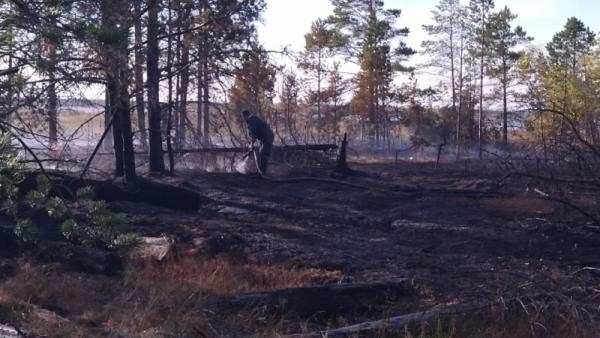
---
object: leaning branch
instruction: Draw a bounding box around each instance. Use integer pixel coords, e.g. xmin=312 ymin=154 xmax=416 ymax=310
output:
xmin=0 ymin=123 xmax=48 ymax=178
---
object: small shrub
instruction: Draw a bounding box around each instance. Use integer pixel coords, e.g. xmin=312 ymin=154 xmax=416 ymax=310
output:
xmin=0 ymin=133 xmax=138 ymax=251
xmin=63 ymin=190 xmax=140 ymax=250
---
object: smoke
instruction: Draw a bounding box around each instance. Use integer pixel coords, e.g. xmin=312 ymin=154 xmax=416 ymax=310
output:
xmin=234 ymin=156 xmax=256 ymax=174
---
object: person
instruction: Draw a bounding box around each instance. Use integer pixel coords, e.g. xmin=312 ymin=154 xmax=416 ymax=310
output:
xmin=242 ymin=109 xmax=274 ymax=175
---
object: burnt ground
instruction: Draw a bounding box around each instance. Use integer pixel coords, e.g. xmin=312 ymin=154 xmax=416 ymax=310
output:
xmin=1 ymin=161 xmax=600 ymax=337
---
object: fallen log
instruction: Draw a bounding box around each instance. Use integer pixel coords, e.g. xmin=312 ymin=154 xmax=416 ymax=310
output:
xmin=96 ymin=144 xmax=338 ymax=156
xmin=0 ymin=225 xmax=21 ymax=258
xmin=227 ymin=279 xmax=416 ymax=318
xmin=33 ymin=240 xmax=121 ymax=275
xmin=20 ymin=171 xmax=205 ymax=212
xmin=286 ymin=302 xmax=487 ymax=338
xmin=390 ymin=185 xmax=509 ymax=198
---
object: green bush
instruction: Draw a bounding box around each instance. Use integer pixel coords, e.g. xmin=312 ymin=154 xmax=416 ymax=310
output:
xmin=0 ymin=133 xmax=139 ymax=251
xmin=60 ymin=193 xmax=140 ymax=250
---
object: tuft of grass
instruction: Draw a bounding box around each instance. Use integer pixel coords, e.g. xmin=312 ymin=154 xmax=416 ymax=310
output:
xmin=129 ymin=254 xmax=343 ymax=295
xmin=479 ymin=196 xmax=556 ymax=216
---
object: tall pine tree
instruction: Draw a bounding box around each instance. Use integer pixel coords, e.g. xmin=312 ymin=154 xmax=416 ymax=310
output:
xmin=487 ymin=6 xmax=532 ymax=145
xmin=329 ymin=0 xmax=414 ymax=147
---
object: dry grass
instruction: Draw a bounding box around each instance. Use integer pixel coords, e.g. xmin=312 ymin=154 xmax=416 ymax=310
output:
xmin=58 ymin=110 xmax=104 ymax=133
xmin=479 ymin=195 xmax=556 ymax=216
xmin=0 ymin=254 xmax=342 ymax=337
xmin=1 ymin=256 xmax=598 ymax=337
xmin=2 ymin=259 xmax=118 ymax=316
xmin=0 ymin=261 xmax=90 ymax=337
xmin=290 ymin=299 xmax=600 ymax=338
xmin=130 ymin=254 xmax=343 ymax=295
xmin=105 ymin=255 xmax=342 ymax=337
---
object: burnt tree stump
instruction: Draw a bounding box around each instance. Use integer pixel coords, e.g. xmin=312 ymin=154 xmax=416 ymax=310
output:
xmin=333 ymin=133 xmax=354 ymax=177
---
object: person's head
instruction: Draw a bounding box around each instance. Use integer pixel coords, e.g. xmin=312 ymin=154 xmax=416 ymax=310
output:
xmin=241 ymin=109 xmax=253 ymax=121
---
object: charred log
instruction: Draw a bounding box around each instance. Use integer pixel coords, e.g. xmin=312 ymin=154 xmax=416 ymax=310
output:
xmin=286 ymin=302 xmax=487 ymax=338
xmin=227 ymin=279 xmax=416 ymax=318
xmin=96 ymin=144 xmax=338 ymax=156
xmin=32 ymin=240 xmax=121 ymax=275
xmin=0 ymin=225 xmax=21 ymax=258
xmin=19 ymin=172 xmax=205 ymax=212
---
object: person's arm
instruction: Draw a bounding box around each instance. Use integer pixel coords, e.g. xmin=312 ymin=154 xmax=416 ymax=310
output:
xmin=247 ymin=118 xmax=258 ymax=144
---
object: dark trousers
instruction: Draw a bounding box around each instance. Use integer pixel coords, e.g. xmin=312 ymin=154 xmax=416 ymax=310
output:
xmin=258 ymin=140 xmax=272 ymax=174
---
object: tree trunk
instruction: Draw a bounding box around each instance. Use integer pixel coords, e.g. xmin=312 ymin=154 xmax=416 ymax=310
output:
xmin=101 ymin=0 xmax=136 ymax=182
xmin=456 ymin=30 xmax=465 ymax=159
xmin=334 ymin=133 xmax=353 ymax=176
xmin=147 ymin=0 xmax=165 ymax=173
xmin=47 ymin=67 xmax=58 ymax=148
xmin=202 ymin=56 xmax=210 ymax=145
xmin=118 ymin=66 xmax=136 ymax=182
xmin=102 ymin=87 xmax=113 ymax=151
xmin=449 ymin=21 xmax=456 ymax=117
xmin=317 ymin=47 xmax=322 ymax=142
xmin=196 ymin=35 xmax=205 ymax=141
xmin=478 ymin=2 xmax=485 ymax=160
xmin=166 ymin=0 xmax=175 ymax=174
xmin=502 ymin=57 xmax=508 ymax=146
xmin=177 ymin=3 xmax=191 ymax=147
xmin=196 ymin=56 xmax=203 ymax=139
xmin=178 ymin=45 xmax=189 ymax=146
xmin=133 ymin=0 xmax=148 ymax=150
xmin=107 ymin=75 xmax=124 ymax=177
xmin=173 ymin=0 xmax=181 ymax=148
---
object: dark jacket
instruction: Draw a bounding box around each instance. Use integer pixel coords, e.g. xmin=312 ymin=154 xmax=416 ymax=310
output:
xmin=246 ymin=115 xmax=274 ymax=143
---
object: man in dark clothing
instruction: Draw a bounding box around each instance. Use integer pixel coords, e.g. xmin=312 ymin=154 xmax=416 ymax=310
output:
xmin=242 ymin=110 xmax=274 ymax=175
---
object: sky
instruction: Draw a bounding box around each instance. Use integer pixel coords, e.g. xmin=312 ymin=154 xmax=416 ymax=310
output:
xmin=257 ymin=0 xmax=600 ymax=86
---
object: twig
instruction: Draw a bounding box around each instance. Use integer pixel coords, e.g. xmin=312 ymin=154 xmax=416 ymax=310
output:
xmin=79 ymin=112 xmax=116 ymax=180
xmin=0 ymin=123 xmax=48 ymax=178
xmin=573 ymin=267 xmax=600 ymax=275
xmin=532 ymin=188 xmax=600 ymax=227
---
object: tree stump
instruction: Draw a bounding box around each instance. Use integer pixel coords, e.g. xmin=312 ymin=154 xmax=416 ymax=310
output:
xmin=333 ymin=133 xmax=353 ymax=176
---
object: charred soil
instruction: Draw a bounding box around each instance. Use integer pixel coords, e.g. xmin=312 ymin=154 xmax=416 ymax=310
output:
xmin=1 ymin=161 xmax=599 ymax=337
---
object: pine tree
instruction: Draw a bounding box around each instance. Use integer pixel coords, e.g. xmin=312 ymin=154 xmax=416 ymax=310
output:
xmin=147 ymin=0 xmax=165 ymax=173
xmin=487 ymin=6 xmax=532 ymax=146
xmin=298 ymin=19 xmax=345 ymax=141
xmin=422 ymin=0 xmax=469 ymax=155
xmin=229 ymin=47 xmax=277 ymax=125
xmin=193 ymin=0 xmax=266 ymax=145
xmin=467 ymin=0 xmax=494 ymax=158
xmin=329 ymin=0 xmax=414 ymax=147
xmin=132 ymin=0 xmax=148 ymax=150
xmin=324 ymin=62 xmax=348 ymax=144
xmin=546 ymin=17 xmax=596 ymax=116
xmin=547 ymin=17 xmax=596 ymax=75
xmin=279 ymin=70 xmax=301 ymax=144
xmin=100 ymin=0 xmax=136 ymax=182
xmin=422 ymin=0 xmax=463 ymax=115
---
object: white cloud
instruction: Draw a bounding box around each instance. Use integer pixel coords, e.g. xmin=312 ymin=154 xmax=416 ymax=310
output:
xmin=257 ymin=0 xmax=333 ymax=51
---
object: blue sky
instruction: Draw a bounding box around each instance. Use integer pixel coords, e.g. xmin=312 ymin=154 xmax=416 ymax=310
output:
xmin=257 ymin=0 xmax=599 ymax=91
xmin=258 ymin=0 xmax=600 ymax=55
